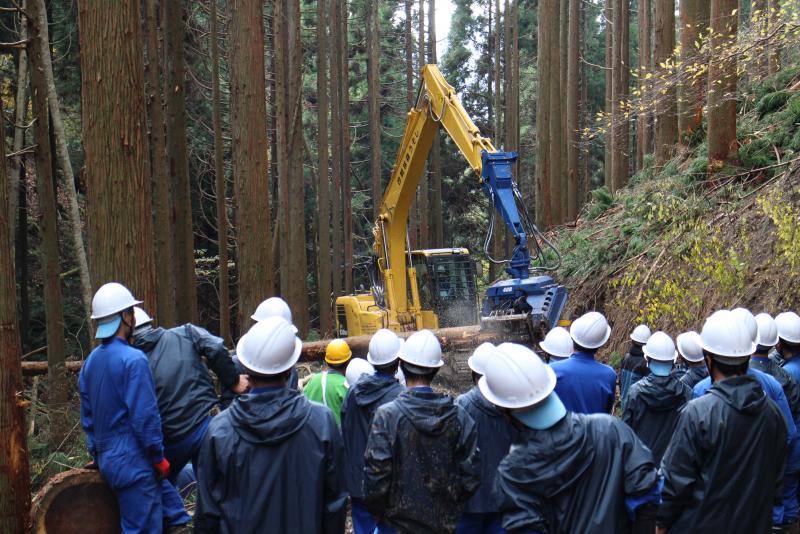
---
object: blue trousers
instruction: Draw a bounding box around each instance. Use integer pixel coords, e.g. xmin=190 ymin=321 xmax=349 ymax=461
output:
xmin=456 ymin=512 xmax=507 ymax=534
xmin=351 ymin=499 xmax=396 ymax=534
xmin=164 ymin=416 xmax=211 ymax=486
xmin=98 ymin=435 xmax=190 ymax=532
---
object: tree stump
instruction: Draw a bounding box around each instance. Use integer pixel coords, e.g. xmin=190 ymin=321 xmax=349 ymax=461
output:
xmin=31 ymin=469 xmax=120 ymax=534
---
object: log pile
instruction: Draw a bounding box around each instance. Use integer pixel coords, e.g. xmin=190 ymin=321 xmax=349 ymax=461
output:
xmin=21 ymin=325 xmax=523 ymax=376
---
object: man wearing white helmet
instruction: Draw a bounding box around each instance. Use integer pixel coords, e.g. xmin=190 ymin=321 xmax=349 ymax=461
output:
xmin=550 ymin=311 xmax=617 ymax=414
xmin=658 ymin=310 xmax=788 ymax=533
xmin=131 ymin=306 xmax=247 ymax=494
xmin=195 ymin=317 xmax=347 ymax=533
xmin=363 ymin=329 xmax=480 ymax=533
xmin=621 ymin=332 xmax=692 ymax=464
xmin=538 ymin=327 xmax=574 ymax=363
xmin=752 ymin=313 xmax=800 ymax=533
xmin=79 ymin=282 xmax=190 ymax=533
xmin=619 ymin=324 xmax=652 ymax=405
xmin=222 ymin=297 xmax=299 ymax=408
xmin=674 ymin=332 xmax=708 ymax=388
xmin=341 ymin=329 xmax=406 ymax=534
xmin=455 ymin=343 xmax=518 ymax=534
xmin=481 ymin=344 xmax=660 ymax=533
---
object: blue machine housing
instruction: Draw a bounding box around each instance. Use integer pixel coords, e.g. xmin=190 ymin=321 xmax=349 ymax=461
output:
xmin=479 ymin=151 xmax=568 ymax=334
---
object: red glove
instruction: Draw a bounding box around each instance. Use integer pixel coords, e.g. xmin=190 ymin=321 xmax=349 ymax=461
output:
xmin=153 ymin=458 xmax=171 ymax=479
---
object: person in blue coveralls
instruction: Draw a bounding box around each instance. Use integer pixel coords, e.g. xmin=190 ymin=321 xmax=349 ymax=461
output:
xmin=79 ymin=282 xmax=190 ymax=533
xmin=482 ymin=343 xmax=661 ymax=534
xmin=550 ymin=311 xmax=617 ymax=414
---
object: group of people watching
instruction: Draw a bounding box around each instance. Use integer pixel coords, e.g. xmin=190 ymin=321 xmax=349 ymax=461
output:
xmin=78 ymin=281 xmax=800 ymax=533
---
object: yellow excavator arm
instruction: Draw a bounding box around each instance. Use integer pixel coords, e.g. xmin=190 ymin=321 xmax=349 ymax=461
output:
xmin=372 ymin=64 xmax=496 ymax=331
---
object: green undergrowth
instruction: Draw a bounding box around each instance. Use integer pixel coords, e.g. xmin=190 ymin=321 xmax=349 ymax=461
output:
xmin=554 ymin=70 xmax=800 ymax=356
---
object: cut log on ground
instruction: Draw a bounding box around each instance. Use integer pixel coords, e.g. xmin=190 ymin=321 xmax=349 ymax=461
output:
xmin=31 ymin=469 xmax=120 ymax=533
xmin=21 ymin=325 xmax=527 ymax=376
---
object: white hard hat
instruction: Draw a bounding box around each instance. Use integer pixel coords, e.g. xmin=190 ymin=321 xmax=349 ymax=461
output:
xmin=236 ymin=316 xmax=302 ymax=376
xmin=731 ymin=308 xmax=758 ymax=343
xmin=630 ymin=324 xmax=652 ymax=344
xmin=252 ymin=297 xmax=292 ymax=323
xmin=643 ymin=331 xmax=677 ymax=362
xmin=345 ymin=358 xmax=375 ymax=387
xmin=398 ymin=329 xmax=444 ymax=369
xmin=776 ymin=312 xmax=800 ymax=344
xmin=478 ymin=343 xmax=557 ymax=409
xmin=755 ymin=313 xmax=779 ymax=347
xmin=569 ymin=311 xmax=611 ymax=349
xmin=133 ymin=306 xmax=153 ymax=328
xmin=91 ymin=282 xmax=142 ymax=320
xmin=467 ymin=342 xmax=495 ymax=375
xmin=700 ymin=310 xmax=755 ymax=362
xmin=539 ymin=327 xmax=574 ymax=359
xmin=367 ymin=329 xmax=402 ymax=366
xmin=676 ymin=331 xmax=704 ymax=362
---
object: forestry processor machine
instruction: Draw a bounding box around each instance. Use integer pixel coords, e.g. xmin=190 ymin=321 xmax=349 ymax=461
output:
xmin=334 ymin=64 xmax=567 ymax=343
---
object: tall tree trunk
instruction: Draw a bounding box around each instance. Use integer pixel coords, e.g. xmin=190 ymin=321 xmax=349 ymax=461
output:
xmin=29 ymin=0 xmax=95 ymax=340
xmin=29 ymin=0 xmax=68 ymax=446
xmin=78 ymin=0 xmax=157 ymax=309
xmin=636 ymin=0 xmax=651 ymax=169
xmin=340 ymin=0 xmax=353 ymax=294
xmin=604 ymin=0 xmax=613 ymax=188
xmin=210 ymin=0 xmax=230 ymax=344
xmin=417 ymin=0 xmax=429 ymax=248
xmin=654 ymin=0 xmax=677 ymax=167
xmin=490 ymin=0 xmax=503 ymax=276
xmin=163 ymin=0 xmax=197 ymax=324
xmin=144 ymin=0 xmax=176 ymax=328
xmin=227 ymin=0 xmax=272 ymax=332
xmin=317 ymin=0 xmax=333 ymax=336
xmin=330 ymin=0 xmax=343 ymax=298
xmin=275 ymin=0 xmax=310 ymax=335
xmin=405 ymin=0 xmax=418 ymax=248
xmin=559 ymin=0 xmax=568 ymax=217
xmin=707 ymin=0 xmax=738 ymax=167
xmin=368 ymin=0 xmax=382 ymax=220
xmin=9 ymin=4 xmax=28 ymax=246
xmin=611 ymin=0 xmax=629 ymax=191
xmin=429 ymin=0 xmax=444 ymax=245
xmin=566 ymin=0 xmax=580 ymax=219
xmin=537 ymin=0 xmax=553 ymax=227
xmin=549 ymin=0 xmax=563 ymax=223
xmin=767 ymin=0 xmax=781 ymax=74
xmin=678 ymin=0 xmax=709 ymax=143
xmin=0 ymin=96 xmax=31 ymax=534
xmin=15 ymin=165 xmax=29 ymax=349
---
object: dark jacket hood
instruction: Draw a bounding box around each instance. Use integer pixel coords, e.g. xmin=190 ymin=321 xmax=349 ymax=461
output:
xmin=628 ymin=343 xmax=644 ymax=357
xmin=463 ymin=387 xmax=502 ymax=417
xmin=395 ymin=390 xmax=458 ymax=435
xmin=229 ymin=388 xmax=310 ymax=445
xmin=637 ymin=375 xmax=691 ymax=411
xmin=711 ymin=375 xmax=768 ymax=415
xmin=133 ymin=326 xmax=167 ymax=353
xmin=354 ymin=374 xmax=403 ymax=408
xmin=510 ymin=413 xmax=594 ymax=498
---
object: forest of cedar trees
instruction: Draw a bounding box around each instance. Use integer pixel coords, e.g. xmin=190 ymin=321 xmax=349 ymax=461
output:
xmin=1 ymin=0 xmax=800 ymax=527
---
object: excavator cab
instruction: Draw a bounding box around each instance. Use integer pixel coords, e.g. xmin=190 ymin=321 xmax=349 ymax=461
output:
xmin=411 ymin=249 xmax=479 ymax=329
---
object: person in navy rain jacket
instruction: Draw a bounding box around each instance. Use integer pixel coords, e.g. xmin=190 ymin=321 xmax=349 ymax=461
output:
xmin=79 ymin=282 xmax=189 ymax=533
xmin=550 ymin=311 xmax=617 ymax=414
